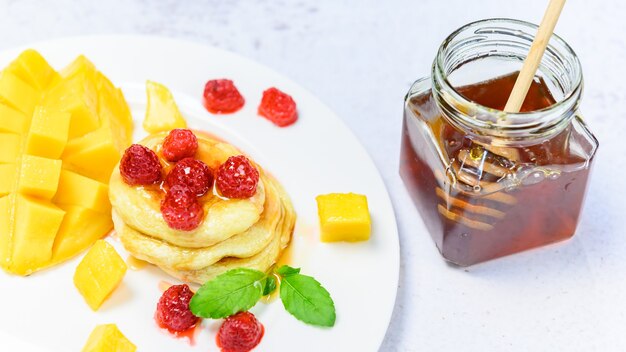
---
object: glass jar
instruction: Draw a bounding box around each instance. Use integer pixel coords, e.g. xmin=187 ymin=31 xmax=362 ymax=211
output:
xmin=400 ymin=18 xmax=598 ymax=266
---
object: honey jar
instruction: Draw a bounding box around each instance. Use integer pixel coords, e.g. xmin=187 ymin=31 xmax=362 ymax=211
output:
xmin=400 ymin=19 xmax=598 ymax=266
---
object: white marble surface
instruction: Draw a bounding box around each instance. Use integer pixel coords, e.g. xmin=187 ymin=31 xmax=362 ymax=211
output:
xmin=1 ymin=1 xmax=625 ymax=351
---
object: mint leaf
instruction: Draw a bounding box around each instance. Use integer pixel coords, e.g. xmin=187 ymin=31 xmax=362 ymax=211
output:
xmin=262 ymin=275 xmax=277 ymax=296
xmin=280 ymin=273 xmax=336 ymax=327
xmin=189 ymin=268 xmax=265 ymax=319
xmin=276 ymin=265 xmax=300 ymax=277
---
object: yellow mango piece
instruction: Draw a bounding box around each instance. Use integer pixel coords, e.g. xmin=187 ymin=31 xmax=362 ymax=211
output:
xmin=0 ymin=103 xmax=29 ymax=134
xmin=97 ymin=72 xmax=133 ymax=152
xmin=74 ymin=240 xmax=127 ymax=311
xmin=82 ymin=324 xmax=136 ymax=352
xmin=0 ymin=71 xmax=39 ymax=116
xmin=51 ymin=205 xmax=113 ymax=264
xmin=17 ymin=155 xmax=62 ymax=200
xmin=316 ymin=193 xmax=371 ymax=242
xmin=0 ymin=133 xmax=21 ymax=164
xmin=143 ymin=80 xmax=186 ymax=133
xmin=0 ymin=164 xmax=17 ymax=196
xmin=53 ymin=169 xmax=111 ymax=214
xmin=10 ymin=195 xmax=65 ymax=275
xmin=0 ymin=195 xmax=13 ymax=269
xmin=4 ymin=49 xmax=59 ymax=91
xmin=25 ymin=106 xmax=71 ymax=159
xmin=60 ymin=55 xmax=97 ymax=80
xmin=44 ymin=72 xmax=99 ymax=138
xmin=62 ymin=127 xmax=121 ymax=183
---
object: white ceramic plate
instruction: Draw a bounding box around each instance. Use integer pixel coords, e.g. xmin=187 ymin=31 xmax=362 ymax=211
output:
xmin=0 ymin=36 xmax=399 ymax=351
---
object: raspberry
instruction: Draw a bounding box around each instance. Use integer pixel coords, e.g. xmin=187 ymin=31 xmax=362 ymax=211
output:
xmin=162 ymin=129 xmax=198 ymax=162
xmin=216 ymin=155 xmax=260 ymax=199
xmin=161 ymin=185 xmax=204 ymax=231
xmin=156 ymin=284 xmax=199 ymax=333
xmin=203 ymin=79 xmax=245 ymax=114
xmin=165 ymin=158 xmax=214 ymax=197
xmin=120 ymin=144 xmax=162 ymax=185
xmin=257 ymin=87 xmax=298 ymax=127
xmin=216 ymin=312 xmax=264 ymax=352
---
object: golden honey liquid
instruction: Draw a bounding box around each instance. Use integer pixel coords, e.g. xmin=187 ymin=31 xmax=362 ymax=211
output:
xmin=400 ymin=72 xmax=592 ymax=265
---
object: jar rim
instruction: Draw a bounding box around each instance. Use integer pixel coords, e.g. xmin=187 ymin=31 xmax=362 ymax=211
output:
xmin=433 ymin=18 xmax=583 ymax=140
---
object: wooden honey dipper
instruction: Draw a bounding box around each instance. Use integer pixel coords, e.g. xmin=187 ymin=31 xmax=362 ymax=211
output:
xmin=437 ymin=0 xmax=566 ymax=230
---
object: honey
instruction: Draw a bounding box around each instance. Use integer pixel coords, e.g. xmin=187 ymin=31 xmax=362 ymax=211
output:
xmin=400 ymin=19 xmax=598 ymax=266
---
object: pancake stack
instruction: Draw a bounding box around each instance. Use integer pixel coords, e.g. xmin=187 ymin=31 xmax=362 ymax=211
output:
xmin=109 ymin=132 xmax=295 ymax=284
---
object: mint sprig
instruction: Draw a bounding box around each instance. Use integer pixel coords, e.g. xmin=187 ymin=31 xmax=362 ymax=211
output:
xmin=279 ymin=265 xmax=336 ymax=327
xmin=189 ymin=265 xmax=336 ymax=327
xmin=189 ymin=268 xmax=266 ymax=319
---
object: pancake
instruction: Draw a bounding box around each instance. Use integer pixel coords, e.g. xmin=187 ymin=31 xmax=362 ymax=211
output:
xmin=109 ymin=132 xmax=265 ymax=248
xmin=117 ymin=176 xmax=285 ymax=271
xmin=161 ymin=184 xmax=295 ymax=284
xmin=109 ymin=130 xmax=296 ymax=285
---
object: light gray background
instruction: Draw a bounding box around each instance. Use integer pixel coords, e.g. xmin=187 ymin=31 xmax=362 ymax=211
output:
xmin=1 ymin=1 xmax=624 ymax=351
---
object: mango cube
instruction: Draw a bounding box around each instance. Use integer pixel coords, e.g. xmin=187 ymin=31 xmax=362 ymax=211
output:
xmin=0 ymin=71 xmax=39 ymax=116
xmin=82 ymin=324 xmax=136 ymax=352
xmin=316 ymin=193 xmax=371 ymax=242
xmin=0 ymin=164 xmax=16 ymax=196
xmin=74 ymin=240 xmax=127 ymax=310
xmin=52 ymin=205 xmax=113 ymax=264
xmin=17 ymin=155 xmax=62 ymax=200
xmin=143 ymin=80 xmax=186 ymax=133
xmin=53 ymin=170 xmax=111 ymax=213
xmin=62 ymin=127 xmax=121 ymax=183
xmin=44 ymin=73 xmax=99 ymax=138
xmin=0 ymin=104 xmax=29 ymax=134
xmin=0 ymin=133 xmax=21 ymax=164
xmin=11 ymin=195 xmax=65 ymax=275
xmin=4 ymin=49 xmax=59 ymax=91
xmin=25 ymin=106 xmax=71 ymax=159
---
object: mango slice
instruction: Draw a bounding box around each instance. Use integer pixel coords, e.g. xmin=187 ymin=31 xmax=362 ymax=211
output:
xmin=82 ymin=324 xmax=136 ymax=352
xmin=0 ymin=133 xmax=21 ymax=164
xmin=0 ymin=165 xmax=16 ymax=197
xmin=143 ymin=80 xmax=186 ymax=133
xmin=97 ymin=72 xmax=133 ymax=153
xmin=74 ymin=240 xmax=127 ymax=311
xmin=52 ymin=205 xmax=113 ymax=264
xmin=0 ymin=71 xmax=39 ymax=116
xmin=53 ymin=170 xmax=110 ymax=214
xmin=43 ymin=71 xmax=99 ymax=139
xmin=11 ymin=195 xmax=65 ymax=275
xmin=17 ymin=155 xmax=62 ymax=200
xmin=25 ymin=106 xmax=71 ymax=159
xmin=0 ymin=104 xmax=29 ymax=134
xmin=62 ymin=127 xmax=121 ymax=183
xmin=4 ymin=49 xmax=59 ymax=91
xmin=0 ymin=196 xmax=13 ymax=268
xmin=0 ymin=50 xmax=133 ymax=275
xmin=60 ymin=55 xmax=97 ymax=80
xmin=316 ymin=193 xmax=371 ymax=242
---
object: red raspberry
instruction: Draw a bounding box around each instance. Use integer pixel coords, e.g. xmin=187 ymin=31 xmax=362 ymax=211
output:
xmin=257 ymin=87 xmax=298 ymax=127
xmin=216 ymin=312 xmax=264 ymax=352
xmin=203 ymin=79 xmax=245 ymax=114
xmin=165 ymin=158 xmax=214 ymax=197
xmin=216 ymin=156 xmax=260 ymax=199
xmin=156 ymin=284 xmax=199 ymax=333
xmin=120 ymin=144 xmax=162 ymax=185
xmin=162 ymin=129 xmax=199 ymax=162
xmin=161 ymin=185 xmax=204 ymax=231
